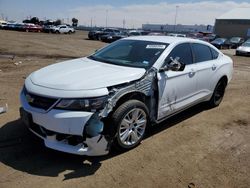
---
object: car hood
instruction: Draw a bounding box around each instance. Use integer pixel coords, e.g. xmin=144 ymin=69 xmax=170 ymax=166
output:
xmin=237 ymin=46 xmax=250 ymax=52
xmin=29 ymin=57 xmax=146 ymax=91
xmin=211 ymin=41 xmax=223 ymax=45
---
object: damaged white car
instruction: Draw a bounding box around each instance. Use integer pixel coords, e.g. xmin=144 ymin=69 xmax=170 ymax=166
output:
xmin=20 ymin=36 xmax=233 ymax=156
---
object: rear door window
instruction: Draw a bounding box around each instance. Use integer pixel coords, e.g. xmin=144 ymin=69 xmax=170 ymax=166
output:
xmin=210 ymin=48 xmax=219 ymax=59
xmin=192 ymin=43 xmax=213 ymax=63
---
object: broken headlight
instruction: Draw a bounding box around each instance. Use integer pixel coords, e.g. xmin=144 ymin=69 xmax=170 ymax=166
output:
xmin=55 ymin=96 xmax=108 ymax=111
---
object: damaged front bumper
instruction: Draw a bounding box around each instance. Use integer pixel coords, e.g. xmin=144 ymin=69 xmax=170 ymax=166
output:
xmin=20 ymin=92 xmax=110 ymax=156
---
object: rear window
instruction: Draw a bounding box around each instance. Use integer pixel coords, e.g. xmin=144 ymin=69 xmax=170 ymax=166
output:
xmin=210 ymin=48 xmax=219 ymax=59
xmin=192 ymin=43 xmax=213 ymax=63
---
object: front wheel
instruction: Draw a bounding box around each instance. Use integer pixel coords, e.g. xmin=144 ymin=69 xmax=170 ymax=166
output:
xmin=111 ymin=100 xmax=149 ymax=151
xmin=208 ymin=79 xmax=227 ymax=107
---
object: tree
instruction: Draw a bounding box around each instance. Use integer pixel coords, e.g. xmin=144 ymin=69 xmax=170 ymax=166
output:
xmin=54 ymin=19 xmax=62 ymax=26
xmin=23 ymin=19 xmax=31 ymax=23
xmin=30 ymin=17 xmax=39 ymax=24
xmin=72 ymin=18 xmax=78 ymax=27
xmin=23 ymin=17 xmax=39 ymax=24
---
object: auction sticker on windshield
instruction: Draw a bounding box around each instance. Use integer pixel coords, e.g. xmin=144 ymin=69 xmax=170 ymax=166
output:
xmin=146 ymin=44 xmax=166 ymax=49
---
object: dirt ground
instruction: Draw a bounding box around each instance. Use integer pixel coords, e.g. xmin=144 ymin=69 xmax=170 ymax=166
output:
xmin=0 ymin=30 xmax=249 ymax=188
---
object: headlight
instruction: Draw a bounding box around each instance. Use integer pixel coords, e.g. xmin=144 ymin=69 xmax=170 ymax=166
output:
xmin=55 ymin=96 xmax=108 ymax=111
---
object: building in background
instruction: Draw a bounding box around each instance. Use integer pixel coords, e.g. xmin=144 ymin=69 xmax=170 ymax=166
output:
xmin=214 ymin=7 xmax=250 ymax=39
xmin=142 ymin=24 xmax=213 ymax=33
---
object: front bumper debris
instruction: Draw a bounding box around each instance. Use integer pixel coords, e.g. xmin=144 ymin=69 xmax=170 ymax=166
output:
xmin=20 ymin=89 xmax=110 ymax=156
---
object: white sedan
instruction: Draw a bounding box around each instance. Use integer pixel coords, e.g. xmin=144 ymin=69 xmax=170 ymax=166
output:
xmin=52 ymin=25 xmax=75 ymax=34
xmin=20 ymin=36 xmax=233 ymax=156
xmin=236 ymin=42 xmax=250 ymax=56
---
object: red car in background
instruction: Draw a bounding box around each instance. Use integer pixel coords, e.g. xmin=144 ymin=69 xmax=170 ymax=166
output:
xmin=188 ymin=32 xmax=218 ymax=42
xmin=23 ymin=24 xmax=43 ymax=32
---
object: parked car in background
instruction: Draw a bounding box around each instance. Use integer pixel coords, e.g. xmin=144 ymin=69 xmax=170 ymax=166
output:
xmin=43 ymin=25 xmax=54 ymax=33
xmin=128 ymin=30 xmax=142 ymax=36
xmin=24 ymin=24 xmax=43 ymax=32
xmin=211 ymin=38 xmax=228 ymax=49
xmin=188 ymin=32 xmax=217 ymax=42
xmin=226 ymin=37 xmax=245 ymax=49
xmin=0 ymin=20 xmax=7 ymax=29
xmin=188 ymin=32 xmax=204 ymax=39
xmin=206 ymin=34 xmax=219 ymax=42
xmin=12 ymin=23 xmax=26 ymax=31
xmin=52 ymin=25 xmax=75 ymax=34
xmin=167 ymin=33 xmax=186 ymax=37
xmin=127 ymin=30 xmax=149 ymax=36
xmin=88 ymin=28 xmax=120 ymax=40
xmin=88 ymin=28 xmax=104 ymax=40
xmin=20 ymin=36 xmax=233 ymax=156
xmin=236 ymin=42 xmax=250 ymax=56
xmin=245 ymin=38 xmax=250 ymax=43
xmin=4 ymin=23 xmax=17 ymax=30
xmin=148 ymin=32 xmax=164 ymax=36
xmin=100 ymin=31 xmax=128 ymax=43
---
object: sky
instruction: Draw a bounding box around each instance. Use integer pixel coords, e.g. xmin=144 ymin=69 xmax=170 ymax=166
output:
xmin=1 ymin=0 xmax=250 ymax=28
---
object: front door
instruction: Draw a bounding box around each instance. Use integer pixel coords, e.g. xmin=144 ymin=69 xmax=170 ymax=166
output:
xmin=157 ymin=43 xmax=197 ymax=120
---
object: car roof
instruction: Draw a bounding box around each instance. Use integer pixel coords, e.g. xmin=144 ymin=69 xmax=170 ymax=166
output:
xmin=123 ymin=35 xmax=206 ymax=45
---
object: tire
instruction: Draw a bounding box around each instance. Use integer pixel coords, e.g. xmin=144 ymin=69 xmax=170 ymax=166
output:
xmin=68 ymin=30 xmax=72 ymax=34
xmin=55 ymin=30 xmax=59 ymax=34
xmin=110 ymin=100 xmax=149 ymax=151
xmin=208 ymin=79 xmax=227 ymax=108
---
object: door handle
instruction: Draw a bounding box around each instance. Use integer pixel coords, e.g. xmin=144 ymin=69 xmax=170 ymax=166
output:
xmin=212 ymin=64 xmax=217 ymax=71
xmin=189 ymin=69 xmax=195 ymax=77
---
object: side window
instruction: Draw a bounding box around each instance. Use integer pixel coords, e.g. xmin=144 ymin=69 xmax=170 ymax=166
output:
xmin=192 ymin=43 xmax=213 ymax=63
xmin=165 ymin=43 xmax=193 ymax=65
xmin=210 ymin=47 xmax=219 ymax=59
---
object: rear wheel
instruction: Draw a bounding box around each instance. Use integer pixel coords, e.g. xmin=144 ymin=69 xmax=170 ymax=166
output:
xmin=208 ymin=79 xmax=227 ymax=107
xmin=68 ymin=30 xmax=72 ymax=34
xmin=111 ymin=100 xmax=149 ymax=151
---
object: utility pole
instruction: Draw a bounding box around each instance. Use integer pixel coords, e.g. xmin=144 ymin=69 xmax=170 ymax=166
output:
xmin=123 ymin=18 xmax=125 ymax=29
xmin=91 ymin=17 xmax=93 ymax=28
xmin=174 ymin=5 xmax=179 ymax=32
xmin=105 ymin=10 xmax=108 ymax=28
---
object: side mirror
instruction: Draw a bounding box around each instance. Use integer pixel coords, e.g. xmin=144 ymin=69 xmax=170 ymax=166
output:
xmin=159 ymin=57 xmax=185 ymax=72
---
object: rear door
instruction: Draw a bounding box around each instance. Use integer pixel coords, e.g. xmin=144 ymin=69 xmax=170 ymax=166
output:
xmin=191 ymin=43 xmax=218 ymax=100
xmin=157 ymin=43 xmax=197 ymax=120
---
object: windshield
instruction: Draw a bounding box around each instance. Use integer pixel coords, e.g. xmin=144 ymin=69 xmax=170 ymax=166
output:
xmin=242 ymin=42 xmax=250 ymax=47
xmin=230 ymin=37 xmax=240 ymax=43
xmin=214 ymin=38 xmax=226 ymax=42
xmin=88 ymin=40 xmax=168 ymax=69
